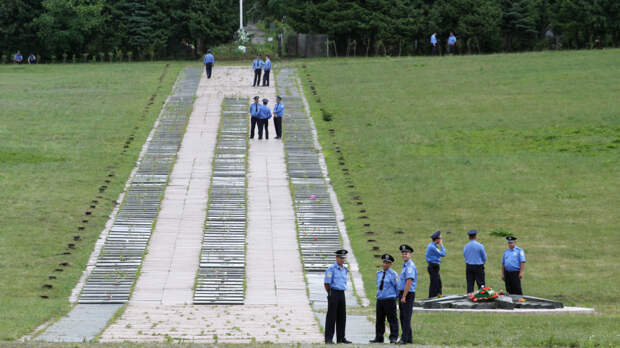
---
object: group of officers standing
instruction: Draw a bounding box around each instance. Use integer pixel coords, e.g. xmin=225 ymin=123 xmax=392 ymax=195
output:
xmin=323 ymin=230 xmax=526 ymax=344
xmin=248 ymin=95 xmax=284 ymax=140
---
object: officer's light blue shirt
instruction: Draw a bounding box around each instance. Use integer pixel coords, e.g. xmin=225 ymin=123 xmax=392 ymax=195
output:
xmin=448 ymin=35 xmax=456 ymax=45
xmin=259 ymin=104 xmax=272 ymax=119
xmin=15 ymin=54 xmax=23 ymax=61
xmin=252 ymin=59 xmax=264 ymax=70
xmin=203 ymin=53 xmax=214 ymax=64
xmin=425 ymin=242 xmax=446 ymax=264
xmin=324 ymin=263 xmax=348 ymax=290
xmin=273 ymin=103 xmax=284 ymax=117
xmin=431 ymin=34 xmax=437 ymax=45
xmin=502 ymin=246 xmax=526 ymax=271
xmin=463 ymin=240 xmax=487 ymax=265
xmin=398 ymin=259 xmax=417 ymax=292
xmin=376 ymin=268 xmax=399 ymax=300
xmin=264 ymin=59 xmax=272 ymax=71
xmin=249 ymin=103 xmax=261 ymax=118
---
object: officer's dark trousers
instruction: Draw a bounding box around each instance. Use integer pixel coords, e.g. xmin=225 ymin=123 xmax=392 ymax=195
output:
xmin=325 ymin=289 xmax=346 ymax=343
xmin=250 ymin=117 xmax=259 ymax=138
xmin=466 ymin=264 xmax=485 ymax=293
xmin=427 ymin=263 xmax=442 ymax=298
xmin=432 ymin=45 xmax=439 ymax=55
xmin=262 ymin=69 xmax=270 ymax=86
xmin=205 ymin=63 xmax=213 ymax=78
xmin=504 ymin=271 xmax=523 ymax=295
xmin=398 ymin=291 xmax=415 ymax=343
xmin=375 ymin=298 xmax=398 ymax=342
xmin=258 ymin=118 xmax=269 ymax=139
xmin=448 ymin=44 xmax=456 ymax=55
xmin=253 ymin=69 xmax=262 ymax=86
xmin=273 ymin=116 xmax=282 ymax=138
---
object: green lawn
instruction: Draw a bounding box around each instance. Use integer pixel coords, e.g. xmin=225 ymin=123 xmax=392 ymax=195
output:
xmin=0 ymin=62 xmax=188 ymax=340
xmin=299 ymin=50 xmax=620 ymax=347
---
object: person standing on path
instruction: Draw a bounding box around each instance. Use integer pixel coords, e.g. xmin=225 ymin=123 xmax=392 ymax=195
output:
xmin=397 ymin=244 xmax=417 ymax=345
xmin=249 ymin=96 xmax=261 ymax=139
xmin=203 ymin=49 xmax=215 ymax=78
xmin=426 ymin=230 xmax=446 ymax=298
xmin=252 ymin=55 xmax=264 ymax=87
xmin=262 ymin=55 xmax=272 ymax=87
xmin=463 ymin=229 xmax=487 ymax=295
xmin=430 ymin=33 xmax=439 ymax=55
xmin=370 ymin=254 xmax=399 ymax=344
xmin=501 ymin=236 xmax=526 ymax=295
xmin=324 ymin=249 xmax=352 ymax=344
xmin=447 ymin=33 xmax=457 ymax=54
xmin=258 ymin=98 xmax=272 ymax=140
xmin=272 ymin=96 xmax=284 ymax=139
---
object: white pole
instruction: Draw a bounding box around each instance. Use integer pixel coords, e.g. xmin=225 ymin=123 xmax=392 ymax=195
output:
xmin=239 ymin=0 xmax=243 ymax=30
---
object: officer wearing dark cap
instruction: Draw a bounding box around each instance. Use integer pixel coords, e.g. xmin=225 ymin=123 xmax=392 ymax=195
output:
xmin=463 ymin=230 xmax=487 ymax=295
xmin=502 ymin=236 xmax=526 ymax=295
xmin=258 ymin=98 xmax=272 ymax=140
xmin=249 ymin=96 xmax=260 ymax=139
xmin=370 ymin=254 xmax=399 ymax=344
xmin=425 ymin=231 xmax=446 ymax=298
xmin=397 ymin=244 xmax=417 ymax=344
xmin=324 ymin=249 xmax=352 ymax=344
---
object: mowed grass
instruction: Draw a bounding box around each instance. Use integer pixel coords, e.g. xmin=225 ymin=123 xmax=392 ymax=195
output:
xmin=0 ymin=62 xmax=188 ymax=340
xmin=299 ymin=50 xmax=620 ymax=346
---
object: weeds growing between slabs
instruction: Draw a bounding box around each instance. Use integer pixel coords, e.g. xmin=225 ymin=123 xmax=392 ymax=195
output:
xmin=299 ymin=49 xmax=620 ymax=347
xmin=0 ymin=62 xmax=189 ymax=340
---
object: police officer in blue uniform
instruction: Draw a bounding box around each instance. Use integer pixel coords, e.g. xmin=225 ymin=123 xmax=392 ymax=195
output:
xmin=258 ymin=98 xmax=272 ymax=140
xmin=262 ymin=55 xmax=272 ymax=86
xmin=272 ymin=96 xmax=284 ymax=139
xmin=463 ymin=229 xmax=487 ymax=295
xmin=324 ymin=249 xmax=352 ymax=344
xmin=502 ymin=236 xmax=526 ymax=295
xmin=203 ymin=49 xmax=215 ymax=78
xmin=397 ymin=244 xmax=417 ymax=345
xmin=370 ymin=254 xmax=399 ymax=344
xmin=249 ymin=96 xmax=261 ymax=139
xmin=252 ymin=54 xmax=264 ymax=87
xmin=426 ymin=230 xmax=446 ymax=298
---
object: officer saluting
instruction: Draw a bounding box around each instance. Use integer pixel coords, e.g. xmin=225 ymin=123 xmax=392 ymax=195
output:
xmin=425 ymin=230 xmax=446 ymax=298
xmin=463 ymin=229 xmax=487 ymax=295
xmin=370 ymin=254 xmax=399 ymax=344
xmin=324 ymin=249 xmax=352 ymax=344
xmin=502 ymin=236 xmax=526 ymax=295
xmin=397 ymin=244 xmax=417 ymax=345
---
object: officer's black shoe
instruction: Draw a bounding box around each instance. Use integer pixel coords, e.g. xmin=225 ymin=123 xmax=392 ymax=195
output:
xmin=390 ymin=339 xmax=398 ymax=344
xmin=339 ymin=339 xmax=352 ymax=344
xmin=369 ymin=338 xmax=384 ymax=343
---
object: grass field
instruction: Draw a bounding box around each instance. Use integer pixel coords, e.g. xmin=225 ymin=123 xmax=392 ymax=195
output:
xmin=299 ymin=49 xmax=620 ymax=347
xmin=0 ymin=62 xmax=188 ymax=340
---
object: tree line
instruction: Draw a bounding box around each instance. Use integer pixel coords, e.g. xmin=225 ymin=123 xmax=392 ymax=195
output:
xmin=1 ymin=0 xmax=618 ymax=61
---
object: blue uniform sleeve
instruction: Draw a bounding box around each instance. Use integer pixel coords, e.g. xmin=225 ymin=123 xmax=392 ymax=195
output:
xmin=502 ymin=251 xmax=506 ymax=265
xmin=438 ymin=245 xmax=446 ymax=257
xmin=405 ymin=265 xmax=415 ymax=279
xmin=324 ymin=266 xmax=333 ymax=285
xmin=480 ymin=244 xmax=487 ymax=263
xmin=519 ymin=249 xmax=526 ymax=263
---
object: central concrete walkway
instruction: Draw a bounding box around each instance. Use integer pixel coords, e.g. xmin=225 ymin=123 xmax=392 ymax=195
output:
xmin=100 ymin=67 xmax=322 ymax=343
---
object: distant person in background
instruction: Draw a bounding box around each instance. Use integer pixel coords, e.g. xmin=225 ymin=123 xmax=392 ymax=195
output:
xmin=262 ymin=55 xmax=272 ymax=87
xmin=249 ymin=96 xmax=261 ymax=139
xmin=430 ymin=33 xmax=438 ymax=56
xmin=203 ymin=49 xmax=215 ymax=78
xmin=501 ymin=236 xmax=526 ymax=295
xmin=258 ymin=98 xmax=272 ymax=140
xmin=447 ymin=33 xmax=457 ymax=54
xmin=272 ymin=95 xmax=284 ymax=139
xmin=14 ymin=51 xmax=23 ymax=64
xmin=426 ymin=230 xmax=446 ymax=298
xmin=252 ymin=54 xmax=264 ymax=87
xmin=27 ymin=53 xmax=36 ymax=64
